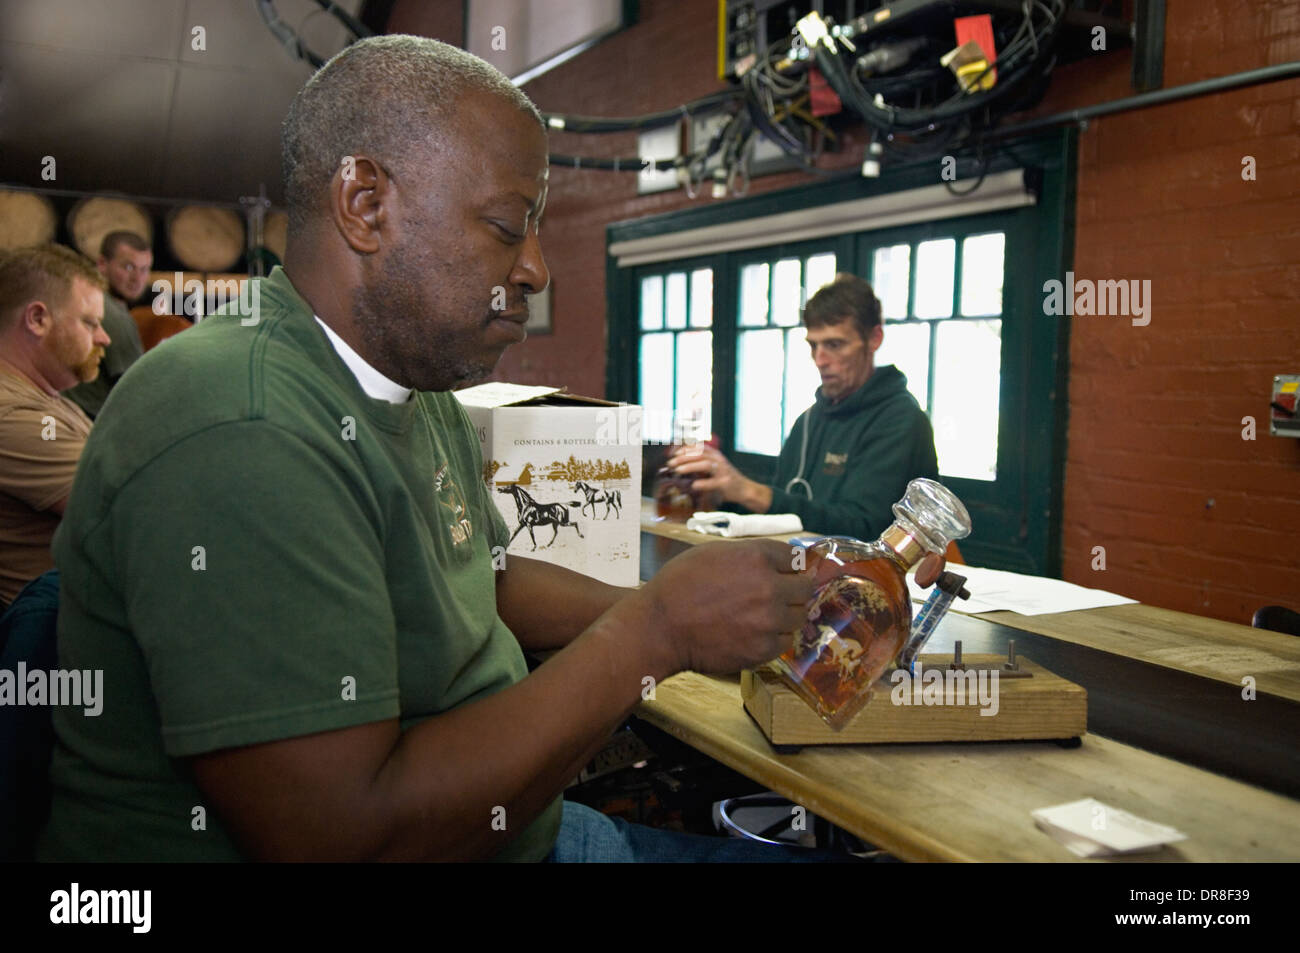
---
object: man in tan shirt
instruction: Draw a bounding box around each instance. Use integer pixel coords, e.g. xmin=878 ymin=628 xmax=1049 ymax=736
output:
xmin=0 ymin=245 xmax=110 ymax=606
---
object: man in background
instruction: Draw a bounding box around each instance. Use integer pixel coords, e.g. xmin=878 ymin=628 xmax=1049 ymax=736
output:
xmin=669 ymin=273 xmax=938 ymax=541
xmin=64 ymin=230 xmax=148 ymax=419
xmin=0 ymin=245 xmax=109 ymax=606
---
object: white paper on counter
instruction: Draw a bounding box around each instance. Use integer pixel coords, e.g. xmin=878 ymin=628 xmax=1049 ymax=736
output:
xmin=1032 ymin=798 xmax=1187 ymax=857
xmin=906 ymin=564 xmax=1137 ymax=616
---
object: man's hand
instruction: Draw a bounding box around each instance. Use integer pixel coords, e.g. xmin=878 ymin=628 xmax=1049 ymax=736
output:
xmin=664 ymin=444 xmax=772 ymax=513
xmin=633 ymin=538 xmax=816 ymax=676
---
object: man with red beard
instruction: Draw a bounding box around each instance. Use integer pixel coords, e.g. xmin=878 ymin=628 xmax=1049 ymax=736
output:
xmin=0 ymin=244 xmax=109 ymax=608
xmin=64 ymin=231 xmax=148 ymax=419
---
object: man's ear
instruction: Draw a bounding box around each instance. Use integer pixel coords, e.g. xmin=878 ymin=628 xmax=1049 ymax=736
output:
xmin=867 ymin=323 xmax=883 ymax=354
xmin=96 ymin=257 xmax=109 ymax=276
xmin=329 ymin=154 xmax=388 ymax=255
xmin=21 ymin=300 xmax=54 ymax=337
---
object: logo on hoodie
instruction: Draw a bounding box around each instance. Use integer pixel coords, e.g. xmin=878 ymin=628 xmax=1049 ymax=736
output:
xmin=822 ymin=451 xmax=848 ymax=476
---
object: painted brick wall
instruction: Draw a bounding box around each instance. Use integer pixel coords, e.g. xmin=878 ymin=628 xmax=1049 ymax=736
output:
xmin=388 ymin=0 xmax=1300 ymax=623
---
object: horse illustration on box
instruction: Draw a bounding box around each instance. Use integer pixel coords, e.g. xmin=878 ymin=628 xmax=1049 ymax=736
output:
xmin=572 ymin=480 xmax=622 ymax=520
xmin=497 ymin=483 xmax=584 ymax=550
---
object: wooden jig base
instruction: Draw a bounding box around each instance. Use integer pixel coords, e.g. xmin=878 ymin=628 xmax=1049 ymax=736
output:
xmin=741 ymin=654 xmax=1087 ymax=747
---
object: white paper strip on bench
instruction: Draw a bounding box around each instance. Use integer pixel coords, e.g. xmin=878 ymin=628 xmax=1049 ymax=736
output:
xmin=608 ymin=169 xmax=1034 ymax=268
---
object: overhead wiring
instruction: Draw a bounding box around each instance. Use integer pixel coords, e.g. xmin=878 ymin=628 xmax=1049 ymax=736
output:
xmin=254 ymin=0 xmax=1076 ymax=189
xmin=255 ymin=0 xmax=370 ymax=69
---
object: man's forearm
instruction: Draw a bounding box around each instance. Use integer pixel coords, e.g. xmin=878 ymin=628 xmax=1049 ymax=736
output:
xmin=735 ymin=478 xmax=773 ymax=514
xmin=496 ymin=555 xmax=634 ymax=650
xmin=197 ymin=589 xmax=680 ymax=863
xmin=375 ymin=593 xmax=676 ymax=860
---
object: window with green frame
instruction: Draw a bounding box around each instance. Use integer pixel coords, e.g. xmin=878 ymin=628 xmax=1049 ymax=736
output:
xmin=869 ymin=230 xmax=1008 ymax=482
xmin=637 ymin=266 xmax=714 ymax=444
xmin=733 ymin=251 xmax=837 ymax=456
xmin=609 ymin=131 xmax=1075 ymax=574
xmin=633 ymin=221 xmax=1012 ymax=482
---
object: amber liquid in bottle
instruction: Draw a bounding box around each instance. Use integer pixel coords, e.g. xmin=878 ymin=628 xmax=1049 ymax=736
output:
xmin=653 ymin=467 xmax=696 ymax=521
xmin=769 ymin=479 xmax=971 ymax=730
xmin=653 ymin=465 xmax=721 ymax=521
xmin=771 ymin=537 xmax=913 ymax=730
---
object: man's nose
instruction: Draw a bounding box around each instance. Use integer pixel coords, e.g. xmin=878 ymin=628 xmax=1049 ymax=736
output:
xmin=95 ymin=327 xmax=112 ymax=347
xmin=513 ymin=227 xmax=549 ymax=296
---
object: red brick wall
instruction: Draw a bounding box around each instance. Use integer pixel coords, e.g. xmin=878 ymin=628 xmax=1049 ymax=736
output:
xmin=388 ymin=0 xmax=1300 ymax=623
xmin=1053 ymin=0 xmax=1300 ymax=623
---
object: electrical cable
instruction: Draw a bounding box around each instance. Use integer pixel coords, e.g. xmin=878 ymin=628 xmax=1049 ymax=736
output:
xmin=811 ymin=0 xmax=1068 ymax=135
xmin=541 ymin=90 xmax=742 ymax=133
xmin=255 ymin=0 xmax=369 ymax=68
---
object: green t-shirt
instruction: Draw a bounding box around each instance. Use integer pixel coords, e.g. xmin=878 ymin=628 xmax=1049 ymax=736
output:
xmin=39 ymin=266 xmax=561 ymax=862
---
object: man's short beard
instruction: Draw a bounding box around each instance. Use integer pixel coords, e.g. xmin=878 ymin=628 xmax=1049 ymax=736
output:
xmin=352 ymin=245 xmax=497 ymax=393
xmin=72 ymin=351 xmax=102 ymax=382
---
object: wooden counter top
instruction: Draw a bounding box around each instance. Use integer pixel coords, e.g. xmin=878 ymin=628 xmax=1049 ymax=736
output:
xmin=636 ymin=670 xmax=1300 ymax=862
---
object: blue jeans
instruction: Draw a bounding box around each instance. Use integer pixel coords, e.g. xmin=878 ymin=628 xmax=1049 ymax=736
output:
xmin=543 ymin=800 xmax=864 ymax=863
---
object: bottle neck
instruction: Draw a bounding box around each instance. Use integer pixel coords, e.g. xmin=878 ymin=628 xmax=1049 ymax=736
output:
xmin=880 ymin=521 xmax=932 ymax=568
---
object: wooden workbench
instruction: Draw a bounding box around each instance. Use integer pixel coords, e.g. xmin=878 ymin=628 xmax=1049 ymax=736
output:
xmin=636 ymin=501 xmax=1300 ymax=860
xmin=637 ymin=670 xmax=1300 ymax=862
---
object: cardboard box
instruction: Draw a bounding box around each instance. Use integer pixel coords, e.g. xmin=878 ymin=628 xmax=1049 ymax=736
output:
xmin=454 ymin=383 xmax=642 ymax=587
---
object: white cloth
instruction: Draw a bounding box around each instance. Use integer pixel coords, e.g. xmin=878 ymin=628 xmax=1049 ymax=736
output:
xmin=314 ymin=316 xmax=413 ymax=405
xmin=686 ymin=511 xmax=804 ymax=538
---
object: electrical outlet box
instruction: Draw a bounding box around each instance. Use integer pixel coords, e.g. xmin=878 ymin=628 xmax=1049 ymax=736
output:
xmin=689 ymin=112 xmax=802 ymax=186
xmin=1271 ymin=375 xmax=1300 ymax=437
xmin=637 ymin=125 xmax=680 ymax=195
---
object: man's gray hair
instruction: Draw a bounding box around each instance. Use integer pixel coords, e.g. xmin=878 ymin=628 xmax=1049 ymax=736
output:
xmin=281 ymin=35 xmax=544 ymax=231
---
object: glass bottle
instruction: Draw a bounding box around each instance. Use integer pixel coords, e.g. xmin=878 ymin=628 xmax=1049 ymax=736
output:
xmin=770 ymin=478 xmax=971 ymax=730
xmin=652 ymin=437 xmax=722 ymax=521
xmin=652 ymin=466 xmax=698 ymax=521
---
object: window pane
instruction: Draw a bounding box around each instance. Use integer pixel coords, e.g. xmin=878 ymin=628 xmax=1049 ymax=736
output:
xmin=931 ymin=319 xmax=1001 ymax=481
xmin=805 ymin=253 xmax=836 ymax=299
xmin=735 ymin=329 xmax=784 ymax=455
xmin=784 ymin=327 xmax=820 ymax=439
xmin=665 ymin=272 xmax=688 ymax=329
xmin=638 ymin=333 xmax=674 ymax=444
xmin=872 ymin=244 xmax=910 ymax=320
xmin=739 ymin=263 xmax=770 ymax=327
xmin=690 ymin=268 xmax=713 ymax=327
xmin=675 ymin=331 xmax=713 ymax=441
xmin=961 ymin=233 xmax=1005 ymax=316
xmin=771 ymin=258 xmax=802 ymax=327
xmin=640 ymin=275 xmax=663 ymax=331
xmin=874 ymin=322 xmax=931 ymax=412
xmin=914 ymin=239 xmax=955 ymax=319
